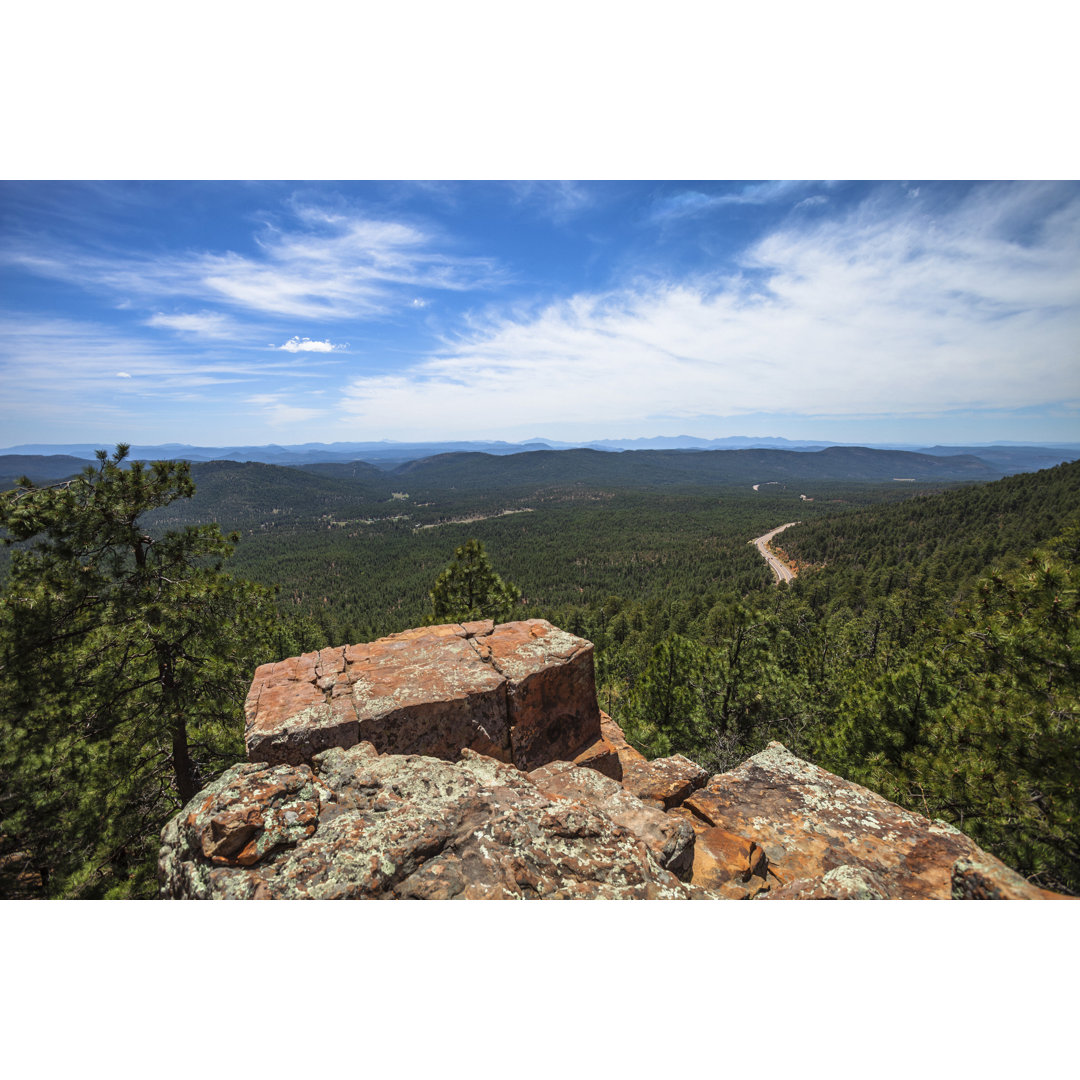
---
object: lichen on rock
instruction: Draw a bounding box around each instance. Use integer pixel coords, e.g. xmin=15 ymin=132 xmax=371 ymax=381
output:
xmin=162 ymin=624 xmax=1069 ymax=901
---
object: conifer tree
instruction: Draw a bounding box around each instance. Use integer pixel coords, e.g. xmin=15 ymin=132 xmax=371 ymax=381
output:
xmin=0 ymin=446 xmax=280 ymax=897
xmin=427 ymin=538 xmax=521 ymax=624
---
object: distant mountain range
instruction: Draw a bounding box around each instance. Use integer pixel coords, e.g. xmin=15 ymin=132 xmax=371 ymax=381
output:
xmin=2 ymin=439 xmax=1078 ymax=492
xmin=3 ymin=436 xmax=1079 ymax=473
xmin=4 ymin=442 xmax=1075 ymax=497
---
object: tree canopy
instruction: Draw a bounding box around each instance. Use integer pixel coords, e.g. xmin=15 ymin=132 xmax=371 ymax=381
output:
xmin=0 ymin=446 xmax=280 ymax=898
xmin=428 ymin=538 xmax=522 ymax=624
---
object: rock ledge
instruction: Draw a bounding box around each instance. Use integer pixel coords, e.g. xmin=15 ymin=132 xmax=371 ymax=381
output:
xmin=161 ymin=621 xmax=1066 ymax=900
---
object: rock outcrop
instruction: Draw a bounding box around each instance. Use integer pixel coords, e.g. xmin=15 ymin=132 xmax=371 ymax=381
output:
xmin=244 ymin=619 xmax=606 ymax=773
xmin=682 ymin=742 xmax=1056 ymax=900
xmin=161 ymin=620 xmax=1066 ymax=900
xmin=160 ymin=745 xmax=703 ymax=899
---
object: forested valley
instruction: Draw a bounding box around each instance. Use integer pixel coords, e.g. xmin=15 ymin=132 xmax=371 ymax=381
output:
xmin=2 ymin=447 xmax=1078 ymax=897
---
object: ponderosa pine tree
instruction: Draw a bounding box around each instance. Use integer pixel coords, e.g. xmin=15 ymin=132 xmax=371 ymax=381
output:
xmin=0 ymin=446 xmax=280 ymax=898
xmin=813 ymin=524 xmax=1080 ymax=893
xmin=428 ymin=538 xmax=521 ymax=624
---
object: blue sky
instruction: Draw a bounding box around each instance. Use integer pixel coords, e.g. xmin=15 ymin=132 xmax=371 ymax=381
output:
xmin=2 ymin=179 xmax=1078 ymax=448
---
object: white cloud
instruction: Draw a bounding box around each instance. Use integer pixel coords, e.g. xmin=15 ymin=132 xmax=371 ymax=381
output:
xmin=0 ymin=317 xmax=332 ymax=399
xmin=245 ymin=393 xmax=323 ymax=425
xmin=275 ymin=336 xmax=346 ymax=353
xmin=508 ymin=181 xmax=593 ymax=221
xmin=649 ymin=182 xmax=826 ymax=222
xmin=340 ymin=183 xmax=1080 ymax=438
xmin=4 ymin=203 xmax=503 ymax=322
xmin=145 ymin=311 xmax=239 ymax=338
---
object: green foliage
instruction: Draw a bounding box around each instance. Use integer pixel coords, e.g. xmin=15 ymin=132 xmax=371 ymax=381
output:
xmin=3 ymin=443 xmax=1067 ymax=896
xmin=818 ymin=526 xmax=1080 ymax=893
xmin=0 ymin=446 xmax=280 ymax=898
xmin=621 ymin=635 xmax=699 ymax=758
xmin=428 ymin=538 xmax=522 ymax=624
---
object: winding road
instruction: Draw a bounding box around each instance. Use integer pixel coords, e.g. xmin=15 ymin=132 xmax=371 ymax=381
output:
xmin=752 ymin=522 xmax=800 ymax=584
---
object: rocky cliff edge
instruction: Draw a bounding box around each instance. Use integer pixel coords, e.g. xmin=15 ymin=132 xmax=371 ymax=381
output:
xmin=159 ymin=619 xmax=1063 ymax=900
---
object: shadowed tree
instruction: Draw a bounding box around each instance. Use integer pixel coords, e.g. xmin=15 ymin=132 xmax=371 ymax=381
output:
xmin=0 ymin=445 xmax=280 ymax=898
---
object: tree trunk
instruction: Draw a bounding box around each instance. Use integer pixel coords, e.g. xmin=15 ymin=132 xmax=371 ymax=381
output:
xmin=172 ymin=720 xmax=197 ymax=805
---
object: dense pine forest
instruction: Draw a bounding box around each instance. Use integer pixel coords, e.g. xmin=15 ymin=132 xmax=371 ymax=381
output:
xmin=2 ymin=448 xmax=1078 ymax=897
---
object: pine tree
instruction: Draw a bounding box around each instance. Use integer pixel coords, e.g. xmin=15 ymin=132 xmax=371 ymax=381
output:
xmin=428 ymin=538 xmax=521 ymax=624
xmin=813 ymin=525 xmax=1080 ymax=893
xmin=0 ymin=446 xmax=280 ymax=897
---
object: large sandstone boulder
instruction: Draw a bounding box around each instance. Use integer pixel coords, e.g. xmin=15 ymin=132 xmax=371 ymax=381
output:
xmin=244 ymin=620 xmax=602 ymax=772
xmin=684 ymin=742 xmax=1055 ymax=900
xmin=162 ymin=624 xmax=1067 ymax=900
xmin=160 ymin=744 xmax=702 ymax=900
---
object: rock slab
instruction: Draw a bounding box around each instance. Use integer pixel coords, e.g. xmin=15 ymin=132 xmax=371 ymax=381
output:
xmin=169 ymin=622 xmax=1069 ymax=901
xmin=244 ymin=620 xmax=601 ymax=772
xmin=684 ymin=742 xmax=1054 ymax=900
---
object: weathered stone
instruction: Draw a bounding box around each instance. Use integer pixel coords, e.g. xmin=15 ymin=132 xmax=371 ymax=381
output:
xmin=663 ymin=807 xmax=771 ymax=898
xmin=343 ymin=630 xmax=509 ymax=762
xmin=600 ymin=712 xmax=647 ymax=769
xmin=244 ymin=620 xmax=599 ymax=770
xmin=765 ymin=865 xmax=892 ymax=900
xmin=683 ymin=742 xmax=1051 ymax=900
xmin=690 ymin=826 xmax=771 ymax=898
xmin=570 ymin=732 xmax=622 ymax=780
xmin=200 ymin=627 xmax=1070 ymax=901
xmin=160 ymin=746 xmax=700 ymax=899
xmin=474 ymin=620 xmax=602 ymax=771
xmin=245 ymin=649 xmax=359 ymax=766
xmin=158 ymin=761 xmax=329 ymax=899
xmin=950 ymin=854 xmax=1067 ymax=900
xmin=620 ymin=753 xmax=708 ymax=810
xmin=528 ymin=760 xmax=695 ymax=880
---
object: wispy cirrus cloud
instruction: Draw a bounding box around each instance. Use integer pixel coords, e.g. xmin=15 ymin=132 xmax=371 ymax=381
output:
xmin=0 ymin=313 xmax=343 ymax=442
xmin=649 ymin=181 xmax=832 ymax=223
xmin=340 ymin=182 xmax=1080 ymax=439
xmin=508 ymin=181 xmax=594 ymax=222
xmin=145 ymin=310 xmax=241 ymax=338
xmin=0 ymin=316 xmax=335 ymax=398
xmin=3 ymin=201 xmax=504 ymax=323
xmin=245 ymin=393 xmax=324 ymax=425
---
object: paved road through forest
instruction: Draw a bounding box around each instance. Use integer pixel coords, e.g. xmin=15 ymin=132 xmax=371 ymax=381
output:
xmin=752 ymin=522 xmax=800 ymax=584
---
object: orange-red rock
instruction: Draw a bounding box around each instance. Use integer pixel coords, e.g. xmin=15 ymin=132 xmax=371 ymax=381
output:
xmin=571 ymin=733 xmax=622 ymax=780
xmin=342 ymin=629 xmax=509 ymax=762
xmin=684 ymin=742 xmax=1055 ymax=900
xmin=600 ymin=712 xmax=647 ymax=769
xmin=188 ymin=629 xmax=1072 ymax=901
xmin=160 ymin=746 xmax=702 ymax=899
xmin=244 ymin=620 xmax=601 ymax=771
xmin=528 ymin=759 xmax=696 ymax=880
xmin=689 ymin=826 xmax=771 ymax=899
xmin=620 ymin=754 xmax=708 ymax=810
xmin=244 ymin=648 xmax=360 ymax=767
xmin=950 ymin=855 xmax=1066 ymax=900
xmin=474 ymin=620 xmax=601 ymax=770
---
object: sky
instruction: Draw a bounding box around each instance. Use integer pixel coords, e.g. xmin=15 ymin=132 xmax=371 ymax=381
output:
xmin=2 ymin=180 xmax=1078 ymax=449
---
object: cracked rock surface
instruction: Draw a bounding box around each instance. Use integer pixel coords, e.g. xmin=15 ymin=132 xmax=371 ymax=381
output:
xmin=683 ymin=742 xmax=1054 ymax=899
xmin=159 ymin=744 xmax=702 ymax=900
xmin=244 ymin=620 xmax=602 ymax=771
xmin=163 ymin=624 xmax=1066 ymax=900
